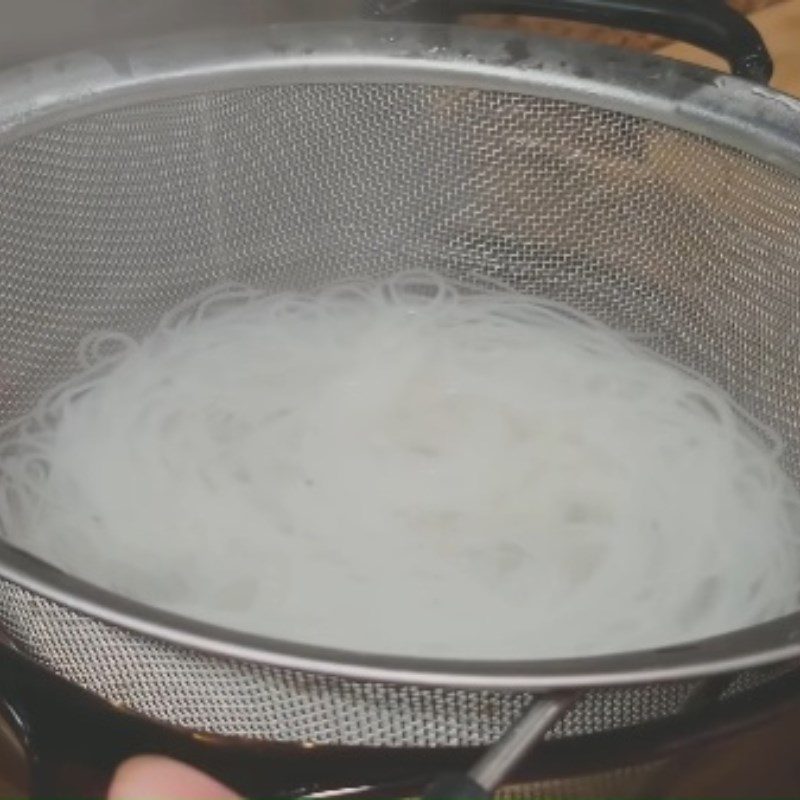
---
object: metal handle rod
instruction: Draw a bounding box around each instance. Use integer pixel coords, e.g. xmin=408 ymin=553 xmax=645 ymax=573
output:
xmin=468 ymin=691 xmax=578 ymax=792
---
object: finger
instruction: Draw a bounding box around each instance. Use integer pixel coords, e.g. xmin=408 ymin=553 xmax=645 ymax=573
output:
xmin=108 ymin=755 xmax=241 ymax=800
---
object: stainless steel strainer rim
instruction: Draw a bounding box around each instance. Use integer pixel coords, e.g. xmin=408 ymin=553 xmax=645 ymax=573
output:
xmin=2 ymin=22 xmax=800 ymax=172
xmin=3 ymin=544 xmax=800 ymax=690
xmin=1 ymin=20 xmax=800 ymax=691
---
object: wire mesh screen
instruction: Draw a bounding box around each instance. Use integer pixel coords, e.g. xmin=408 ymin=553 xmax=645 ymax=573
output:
xmin=0 ymin=579 xmax=788 ymax=746
xmin=2 ymin=85 xmax=800 ymax=466
xmin=0 ymin=82 xmax=799 ymax=744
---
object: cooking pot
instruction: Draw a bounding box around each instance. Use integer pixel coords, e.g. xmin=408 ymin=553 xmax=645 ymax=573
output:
xmin=0 ymin=1 xmax=799 ymax=796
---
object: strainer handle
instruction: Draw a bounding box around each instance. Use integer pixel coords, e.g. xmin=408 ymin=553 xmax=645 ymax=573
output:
xmin=371 ymin=0 xmax=773 ymax=84
xmin=421 ymin=691 xmax=577 ymax=799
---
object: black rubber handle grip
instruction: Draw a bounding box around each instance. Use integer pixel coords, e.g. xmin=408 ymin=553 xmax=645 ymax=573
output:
xmin=370 ymin=0 xmax=773 ymax=84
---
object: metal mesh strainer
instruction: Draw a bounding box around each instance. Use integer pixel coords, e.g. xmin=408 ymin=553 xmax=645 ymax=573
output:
xmin=0 ymin=18 xmax=799 ymax=784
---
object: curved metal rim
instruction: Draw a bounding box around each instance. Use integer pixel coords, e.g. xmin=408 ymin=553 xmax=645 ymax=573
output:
xmin=1 ymin=21 xmax=800 ymax=689
xmin=1 ymin=21 xmax=799 ymax=173
xmin=3 ymin=544 xmax=800 ymax=690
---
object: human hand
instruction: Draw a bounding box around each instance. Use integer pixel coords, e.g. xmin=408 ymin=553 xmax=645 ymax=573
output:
xmin=108 ymin=755 xmax=241 ymax=800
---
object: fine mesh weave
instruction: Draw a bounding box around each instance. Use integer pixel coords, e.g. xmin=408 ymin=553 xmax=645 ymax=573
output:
xmin=0 ymin=582 xmax=792 ymax=745
xmin=1 ymin=82 xmax=800 ymax=745
xmin=0 ymin=581 xmax=769 ymax=745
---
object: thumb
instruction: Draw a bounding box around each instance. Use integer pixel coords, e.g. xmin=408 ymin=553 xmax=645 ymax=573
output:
xmin=108 ymin=755 xmax=241 ymax=800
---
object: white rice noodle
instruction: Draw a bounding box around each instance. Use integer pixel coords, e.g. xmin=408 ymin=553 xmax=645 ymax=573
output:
xmin=0 ymin=270 xmax=798 ymax=659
